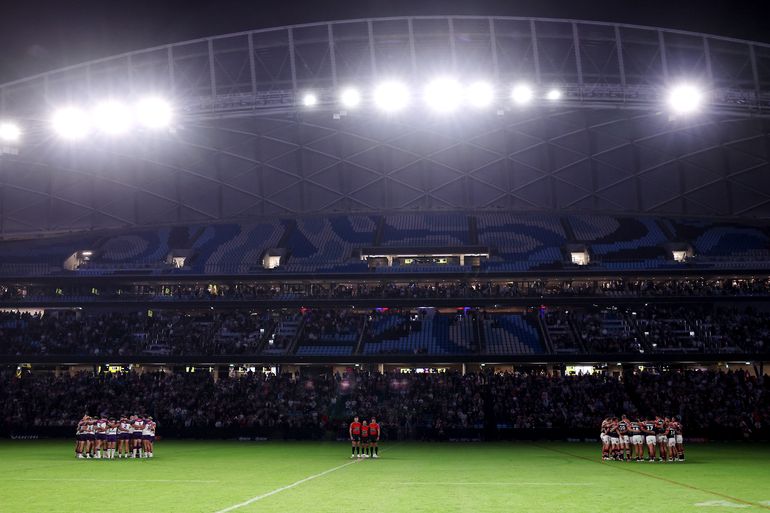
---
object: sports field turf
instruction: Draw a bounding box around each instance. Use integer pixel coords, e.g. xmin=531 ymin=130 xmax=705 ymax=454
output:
xmin=1 ymin=441 xmax=769 ymax=512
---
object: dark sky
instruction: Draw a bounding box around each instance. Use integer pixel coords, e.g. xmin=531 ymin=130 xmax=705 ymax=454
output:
xmin=0 ymin=0 xmax=768 ymax=83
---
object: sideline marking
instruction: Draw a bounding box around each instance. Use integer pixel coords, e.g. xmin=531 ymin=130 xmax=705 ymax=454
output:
xmin=395 ymin=482 xmax=594 ymax=486
xmin=213 ymin=460 xmax=359 ymax=513
xmin=536 ymin=445 xmax=770 ymax=511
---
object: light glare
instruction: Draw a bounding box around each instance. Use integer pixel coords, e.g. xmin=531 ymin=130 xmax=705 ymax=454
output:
xmin=135 ymin=97 xmax=172 ymax=129
xmin=466 ymin=81 xmax=494 ymax=108
xmin=302 ymin=92 xmax=318 ymax=107
xmin=52 ymin=107 xmax=90 ymax=140
xmin=339 ymin=87 xmax=361 ymax=108
xmin=92 ymin=100 xmax=132 ymax=135
xmin=0 ymin=121 xmax=21 ymax=143
xmin=667 ymin=84 xmax=702 ymax=114
xmin=373 ymin=81 xmax=410 ymax=112
xmin=511 ymin=84 xmax=534 ymax=105
xmin=424 ymin=77 xmax=463 ymax=113
xmin=546 ymin=89 xmax=562 ymax=101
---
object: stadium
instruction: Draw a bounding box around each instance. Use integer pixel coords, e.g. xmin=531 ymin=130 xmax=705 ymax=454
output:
xmin=1 ymin=14 xmax=770 ymax=513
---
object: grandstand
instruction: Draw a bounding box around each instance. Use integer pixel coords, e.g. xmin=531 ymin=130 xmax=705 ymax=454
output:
xmin=0 ymin=13 xmax=766 ymax=418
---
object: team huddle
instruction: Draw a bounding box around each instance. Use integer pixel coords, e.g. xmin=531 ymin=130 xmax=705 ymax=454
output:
xmin=601 ymin=415 xmax=684 ymax=462
xmin=75 ymin=415 xmax=157 ymax=459
xmin=348 ymin=417 xmax=381 ymax=458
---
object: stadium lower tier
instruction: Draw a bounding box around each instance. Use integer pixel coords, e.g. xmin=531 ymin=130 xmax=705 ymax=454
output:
xmin=0 ymin=304 xmax=767 ymax=357
xmin=1 ymin=369 xmax=767 ymax=440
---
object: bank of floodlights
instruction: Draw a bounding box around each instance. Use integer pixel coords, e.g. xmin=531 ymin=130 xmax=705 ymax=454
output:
xmin=373 ymin=81 xmax=411 ymax=112
xmin=50 ymin=97 xmax=173 ymax=140
xmin=511 ymin=83 xmax=534 ymax=105
xmin=466 ymin=81 xmax=495 ymax=108
xmin=546 ymin=88 xmax=563 ymax=101
xmin=0 ymin=121 xmax=21 ymax=143
xmin=424 ymin=77 xmax=464 ymax=113
xmin=667 ymin=83 xmax=703 ymax=114
xmin=339 ymin=87 xmax=362 ymax=108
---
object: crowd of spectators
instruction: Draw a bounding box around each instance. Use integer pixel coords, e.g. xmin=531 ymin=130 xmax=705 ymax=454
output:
xmin=4 ymin=278 xmax=770 ymax=303
xmin=1 ymin=369 xmax=766 ymax=441
xmin=2 ymin=304 xmax=769 ymax=356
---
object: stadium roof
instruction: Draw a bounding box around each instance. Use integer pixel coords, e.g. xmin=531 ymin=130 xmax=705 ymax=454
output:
xmin=1 ymin=16 xmax=770 ymax=237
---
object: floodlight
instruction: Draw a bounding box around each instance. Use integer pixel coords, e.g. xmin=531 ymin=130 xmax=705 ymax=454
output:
xmin=466 ymin=81 xmax=494 ymax=108
xmin=423 ymin=77 xmax=463 ymax=113
xmin=135 ymin=97 xmax=172 ymax=129
xmin=339 ymin=87 xmax=361 ymax=108
xmin=92 ymin=100 xmax=132 ymax=135
xmin=511 ymin=84 xmax=534 ymax=105
xmin=302 ymin=92 xmax=318 ymax=107
xmin=0 ymin=121 xmax=21 ymax=143
xmin=373 ymin=81 xmax=410 ymax=112
xmin=51 ymin=107 xmax=90 ymax=140
xmin=546 ymin=88 xmax=562 ymax=101
xmin=667 ymin=84 xmax=702 ymax=114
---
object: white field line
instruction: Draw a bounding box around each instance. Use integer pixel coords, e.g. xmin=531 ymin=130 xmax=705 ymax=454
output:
xmin=212 ymin=460 xmax=359 ymax=513
xmin=394 ymin=482 xmax=595 ymax=486
xmin=11 ymin=478 xmax=219 ymax=483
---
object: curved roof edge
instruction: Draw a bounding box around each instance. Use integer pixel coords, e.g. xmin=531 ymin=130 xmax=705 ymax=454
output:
xmin=2 ymin=15 xmax=770 ymax=89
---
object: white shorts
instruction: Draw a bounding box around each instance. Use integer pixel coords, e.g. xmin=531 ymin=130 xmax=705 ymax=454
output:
xmin=676 ymin=435 xmax=683 ymax=444
xmin=600 ymin=434 xmax=610 ymax=444
xmin=646 ymin=435 xmax=657 ymax=445
xmin=632 ymin=435 xmax=644 ymax=445
xmin=657 ymin=434 xmax=667 ymax=444
xmin=667 ymin=438 xmax=677 ymax=447
xmin=621 ymin=435 xmax=630 ymax=444
xmin=610 ymin=437 xmax=620 ymax=445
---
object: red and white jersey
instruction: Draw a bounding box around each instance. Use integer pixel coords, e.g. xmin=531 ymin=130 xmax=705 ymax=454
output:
xmin=106 ymin=422 xmax=118 ymax=435
xmin=96 ymin=419 xmax=107 ymax=433
xmin=118 ymin=420 xmax=131 ymax=433
xmin=143 ymin=421 xmax=156 ymax=436
xmin=76 ymin=421 xmax=86 ymax=435
xmin=132 ymin=418 xmax=145 ymax=433
xmin=86 ymin=421 xmax=96 ymax=433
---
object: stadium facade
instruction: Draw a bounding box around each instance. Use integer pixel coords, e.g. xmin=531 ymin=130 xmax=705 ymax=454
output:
xmin=0 ymin=17 xmax=769 ymax=371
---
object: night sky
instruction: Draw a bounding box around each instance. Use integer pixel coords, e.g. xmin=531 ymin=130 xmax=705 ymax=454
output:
xmin=0 ymin=0 xmax=768 ymax=83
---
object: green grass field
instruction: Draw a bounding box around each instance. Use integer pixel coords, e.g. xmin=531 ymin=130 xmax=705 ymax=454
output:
xmin=1 ymin=441 xmax=769 ymax=513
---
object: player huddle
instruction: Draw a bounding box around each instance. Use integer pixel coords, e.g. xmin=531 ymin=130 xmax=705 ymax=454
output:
xmin=75 ymin=415 xmax=156 ymax=459
xmin=348 ymin=416 xmax=380 ymax=459
xmin=601 ymin=415 xmax=684 ymax=462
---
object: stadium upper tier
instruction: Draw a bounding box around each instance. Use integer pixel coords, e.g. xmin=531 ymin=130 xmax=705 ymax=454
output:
xmin=0 ymin=212 xmax=768 ymax=277
xmin=2 ymin=17 xmax=770 ymax=235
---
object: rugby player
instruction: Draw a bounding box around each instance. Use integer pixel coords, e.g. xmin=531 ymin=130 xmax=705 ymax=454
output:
xmin=361 ymin=420 xmax=370 ymax=458
xmin=349 ymin=416 xmax=362 ymax=459
xmin=95 ymin=416 xmax=107 ymax=459
xmin=608 ymin=417 xmax=621 ymax=461
xmin=142 ymin=417 xmax=156 ymax=458
xmin=131 ymin=415 xmax=145 ymax=458
xmin=628 ymin=417 xmax=644 ymax=461
xmin=369 ymin=417 xmax=380 ymax=458
xmin=103 ymin=418 xmax=116 ymax=459
xmin=675 ymin=418 xmax=685 ymax=461
xmin=665 ymin=417 xmax=678 ymax=462
xmin=655 ymin=416 xmax=668 ymax=461
xmin=117 ymin=416 xmax=131 ymax=458
xmin=600 ymin=417 xmax=612 ymax=460
xmin=641 ymin=418 xmax=658 ymax=462
xmin=84 ymin=417 xmax=96 ymax=458
xmin=75 ymin=416 xmax=87 ymax=459
xmin=616 ymin=415 xmax=631 ymax=461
